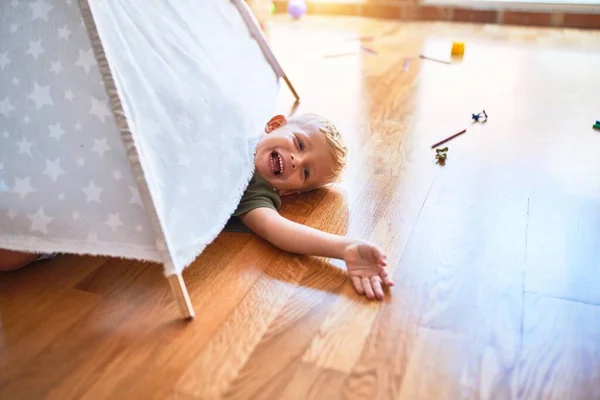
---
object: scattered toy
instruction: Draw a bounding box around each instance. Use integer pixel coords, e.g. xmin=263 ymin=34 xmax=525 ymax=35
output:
xmin=431 ymin=129 xmax=467 ymax=149
xmin=435 ymin=147 xmax=449 ymax=165
xmin=360 ymin=45 xmax=377 ymax=55
xmin=594 ymin=122 xmax=600 ymax=131
xmin=451 ymin=41 xmax=465 ymax=56
xmin=324 ymin=45 xmax=378 ymax=59
xmin=324 ymin=52 xmax=356 ymax=59
xmin=287 ymin=0 xmax=307 ymax=19
xmin=430 ymin=109 xmax=490 ymax=160
xmin=472 ymin=110 xmax=488 ymax=123
xmin=419 ymin=54 xmax=452 ymax=65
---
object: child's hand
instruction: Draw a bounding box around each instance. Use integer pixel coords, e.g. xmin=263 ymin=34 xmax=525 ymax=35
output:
xmin=343 ymin=241 xmax=394 ymax=300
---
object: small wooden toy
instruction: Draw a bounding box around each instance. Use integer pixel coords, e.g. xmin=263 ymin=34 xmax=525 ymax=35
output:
xmin=435 ymin=147 xmax=449 ymax=165
xmin=360 ymin=45 xmax=378 ymax=55
xmin=419 ymin=54 xmax=451 ymax=65
xmin=472 ymin=110 xmax=488 ymax=122
xmin=451 ymin=42 xmax=465 ymax=56
xmin=324 ymin=45 xmax=378 ymax=59
xmin=431 ymin=129 xmax=466 ymax=149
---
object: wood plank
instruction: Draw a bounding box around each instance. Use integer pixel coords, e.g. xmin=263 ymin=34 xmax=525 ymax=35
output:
xmin=397 ymin=91 xmax=531 ymax=397
xmin=0 ymin=289 xmax=99 ymax=387
xmin=74 ymin=233 xmax=252 ymax=302
xmin=520 ymin=42 xmax=600 ymax=307
xmin=0 ymin=297 xmax=139 ymax=399
xmin=165 ymin=391 xmax=200 ymax=400
xmin=337 ymin=260 xmax=425 ymax=400
xmin=1 ymin=235 xmax=276 ymax=399
xmin=526 ymin=184 xmax=600 ymax=306
xmin=518 ymin=293 xmax=600 ymax=400
xmin=222 ymin=258 xmax=347 ymax=400
xmin=41 ymin=238 xmax=260 ymax=398
xmin=75 ymin=258 xmax=170 ymax=301
xmin=0 ymin=253 xmax=106 ymax=313
xmin=71 ymin=239 xmax=280 ymax=400
xmin=175 ymin=256 xmax=306 ymax=398
xmin=0 ymin=254 xmax=106 ymax=386
xmin=280 ymin=363 xmax=347 ymax=400
xmin=299 ymin=287 xmax=380 ymax=373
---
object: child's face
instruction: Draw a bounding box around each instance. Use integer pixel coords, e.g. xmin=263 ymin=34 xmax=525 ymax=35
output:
xmin=254 ymin=115 xmax=336 ymax=195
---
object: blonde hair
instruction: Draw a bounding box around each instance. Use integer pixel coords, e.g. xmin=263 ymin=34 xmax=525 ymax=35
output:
xmin=288 ymin=113 xmax=348 ymax=186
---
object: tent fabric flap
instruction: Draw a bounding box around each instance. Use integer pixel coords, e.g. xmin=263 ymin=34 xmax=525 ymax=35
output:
xmin=85 ymin=0 xmax=280 ymax=274
xmin=0 ymin=0 xmax=280 ymax=274
xmin=0 ymin=0 xmax=160 ymax=262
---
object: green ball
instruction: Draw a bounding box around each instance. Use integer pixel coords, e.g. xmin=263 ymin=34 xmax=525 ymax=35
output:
xmin=270 ymin=2 xmax=275 ymax=14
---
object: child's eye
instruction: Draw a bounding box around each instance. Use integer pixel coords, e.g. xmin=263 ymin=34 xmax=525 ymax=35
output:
xmin=303 ymin=167 xmax=310 ymax=180
xmin=296 ymin=136 xmax=305 ymax=151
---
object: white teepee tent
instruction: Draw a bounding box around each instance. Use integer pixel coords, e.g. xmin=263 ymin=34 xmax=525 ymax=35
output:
xmin=0 ymin=0 xmax=298 ymax=318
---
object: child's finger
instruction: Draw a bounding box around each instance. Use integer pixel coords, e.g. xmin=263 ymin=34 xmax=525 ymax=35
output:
xmin=371 ymin=276 xmax=384 ymax=300
xmin=380 ymin=268 xmax=395 ymax=287
xmin=351 ymin=276 xmax=364 ymax=295
xmin=362 ymin=277 xmax=375 ymax=299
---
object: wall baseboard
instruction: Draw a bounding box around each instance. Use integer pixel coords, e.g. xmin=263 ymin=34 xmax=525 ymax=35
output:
xmin=272 ymin=1 xmax=600 ymax=29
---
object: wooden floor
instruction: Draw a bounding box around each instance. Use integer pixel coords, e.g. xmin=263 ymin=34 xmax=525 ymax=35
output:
xmin=2 ymin=16 xmax=600 ymax=400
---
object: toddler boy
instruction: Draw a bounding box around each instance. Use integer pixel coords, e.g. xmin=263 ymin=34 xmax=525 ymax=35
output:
xmin=1 ymin=113 xmax=394 ymax=300
xmin=228 ymin=113 xmax=394 ymax=300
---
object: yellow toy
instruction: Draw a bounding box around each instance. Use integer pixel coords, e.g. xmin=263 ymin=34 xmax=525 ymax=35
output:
xmin=451 ymin=41 xmax=465 ymax=56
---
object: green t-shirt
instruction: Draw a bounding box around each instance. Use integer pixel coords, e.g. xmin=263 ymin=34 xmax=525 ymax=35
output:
xmin=224 ymin=172 xmax=281 ymax=232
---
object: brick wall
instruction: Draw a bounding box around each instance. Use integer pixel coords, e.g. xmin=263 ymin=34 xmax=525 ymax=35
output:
xmin=273 ymin=1 xmax=600 ymax=29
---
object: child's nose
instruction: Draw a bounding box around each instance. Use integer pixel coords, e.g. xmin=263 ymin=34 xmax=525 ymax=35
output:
xmin=290 ymin=154 xmax=303 ymax=170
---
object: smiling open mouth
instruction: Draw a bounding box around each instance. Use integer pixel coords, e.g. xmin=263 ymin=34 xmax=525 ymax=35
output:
xmin=270 ymin=151 xmax=284 ymax=176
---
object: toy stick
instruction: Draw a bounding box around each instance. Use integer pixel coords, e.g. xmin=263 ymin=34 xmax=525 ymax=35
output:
xmin=419 ymin=54 xmax=451 ymax=64
xmin=360 ymin=46 xmax=378 ymax=55
xmin=431 ymin=129 xmax=467 ymax=148
xmin=324 ymin=52 xmax=356 ymax=59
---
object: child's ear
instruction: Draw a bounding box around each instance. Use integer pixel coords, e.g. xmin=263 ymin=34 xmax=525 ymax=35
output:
xmin=265 ymin=115 xmax=287 ymax=133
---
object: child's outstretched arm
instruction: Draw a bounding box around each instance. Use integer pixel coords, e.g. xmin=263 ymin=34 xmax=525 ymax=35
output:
xmin=239 ymin=207 xmax=394 ymax=300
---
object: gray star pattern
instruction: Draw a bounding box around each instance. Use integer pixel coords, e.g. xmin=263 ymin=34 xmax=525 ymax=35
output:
xmin=0 ymin=0 xmax=280 ymax=273
xmin=0 ymin=0 xmax=156 ymax=261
